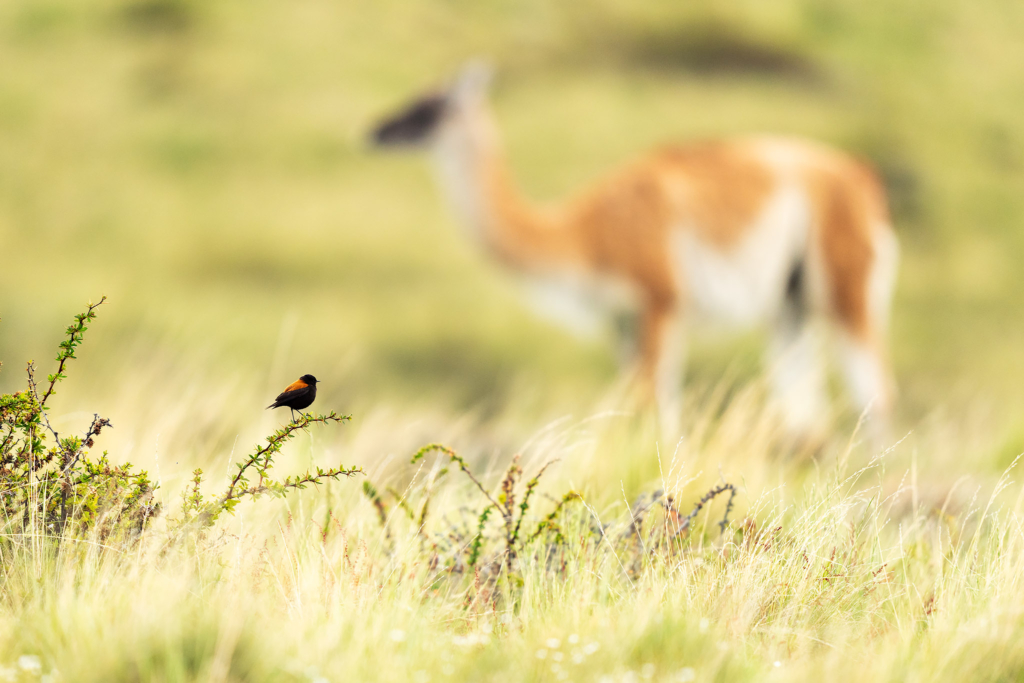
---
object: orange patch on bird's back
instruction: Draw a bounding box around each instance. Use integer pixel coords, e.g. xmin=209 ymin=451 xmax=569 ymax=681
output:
xmin=283 ymin=379 xmax=308 ymax=393
xmin=656 ymin=142 xmax=776 ymax=248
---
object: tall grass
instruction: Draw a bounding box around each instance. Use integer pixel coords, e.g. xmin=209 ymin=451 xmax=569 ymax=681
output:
xmin=0 ymin=304 xmax=1020 ymax=681
xmin=2 ymin=301 xmax=1021 ymax=681
xmin=1 ymin=0 xmax=1023 ymax=679
xmin=2 ymin=402 xmax=1023 ymax=682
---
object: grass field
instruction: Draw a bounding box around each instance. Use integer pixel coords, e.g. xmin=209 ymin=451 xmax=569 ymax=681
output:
xmin=2 ymin=0 xmax=1024 ymax=680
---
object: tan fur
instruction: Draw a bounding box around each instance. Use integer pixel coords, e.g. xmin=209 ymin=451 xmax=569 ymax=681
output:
xmin=480 ymin=141 xmax=778 ymax=297
xmin=565 ymin=164 xmax=678 ymax=302
xmin=413 ymin=85 xmax=898 ymax=434
xmin=802 ymin=156 xmax=890 ymax=339
xmin=655 ymin=142 xmax=777 ymax=248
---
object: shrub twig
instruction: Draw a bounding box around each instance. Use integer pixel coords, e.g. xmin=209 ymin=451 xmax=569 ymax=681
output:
xmin=675 ymin=483 xmax=738 ymax=537
xmin=411 ymin=444 xmax=502 ymax=511
xmin=218 ymin=412 xmax=361 ymax=517
xmin=40 ymin=296 xmax=106 ymax=408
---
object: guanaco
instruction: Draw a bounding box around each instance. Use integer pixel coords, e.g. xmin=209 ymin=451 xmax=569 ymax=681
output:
xmin=370 ymin=64 xmax=899 ymax=439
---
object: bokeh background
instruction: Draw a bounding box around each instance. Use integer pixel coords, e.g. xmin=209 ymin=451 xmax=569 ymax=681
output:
xmin=1 ymin=0 xmax=1023 ymax=494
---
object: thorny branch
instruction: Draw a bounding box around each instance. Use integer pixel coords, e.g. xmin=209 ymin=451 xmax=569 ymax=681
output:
xmin=40 ymin=296 xmax=106 ymax=407
xmin=510 ymin=459 xmax=558 ymax=546
xmin=672 ymin=483 xmax=738 ymax=537
xmin=224 ymin=412 xmax=351 ymax=501
xmin=1 ymin=297 xmax=159 ymax=541
xmin=411 ymin=444 xmax=503 ymax=512
xmin=219 ymin=411 xmax=361 ymax=514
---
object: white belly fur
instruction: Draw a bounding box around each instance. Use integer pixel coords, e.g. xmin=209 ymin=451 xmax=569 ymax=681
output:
xmin=519 ymin=270 xmax=639 ymax=339
xmin=517 ymin=185 xmax=811 ymax=337
xmin=673 ymin=184 xmax=810 ymax=327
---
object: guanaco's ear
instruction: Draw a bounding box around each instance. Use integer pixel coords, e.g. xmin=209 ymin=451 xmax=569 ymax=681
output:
xmin=369 ymin=91 xmax=448 ymax=147
xmin=451 ymin=60 xmax=494 ymax=101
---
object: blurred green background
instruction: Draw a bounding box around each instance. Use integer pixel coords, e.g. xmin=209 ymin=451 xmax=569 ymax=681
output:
xmin=1 ymin=0 xmax=1023 ymax=472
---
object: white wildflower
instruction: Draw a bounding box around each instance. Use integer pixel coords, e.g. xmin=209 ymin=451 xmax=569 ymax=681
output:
xmin=452 ymin=633 xmax=489 ymax=647
xmin=389 ymin=629 xmax=406 ymax=643
xmin=535 ymin=649 xmax=548 ymax=660
xmin=583 ymin=642 xmax=600 ymax=655
xmin=675 ymin=668 xmax=696 ymax=682
xmin=19 ymin=656 xmax=42 ymax=676
xmin=546 ymin=637 xmax=561 ymax=649
xmin=640 ymin=663 xmax=656 ymax=679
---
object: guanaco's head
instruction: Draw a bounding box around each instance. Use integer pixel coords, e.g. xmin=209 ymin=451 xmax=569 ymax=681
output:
xmin=370 ymin=62 xmax=493 ymax=148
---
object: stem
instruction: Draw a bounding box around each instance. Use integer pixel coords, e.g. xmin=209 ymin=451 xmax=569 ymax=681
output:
xmin=40 ymin=297 xmax=106 ymax=408
xmin=411 ymin=444 xmax=503 ymax=511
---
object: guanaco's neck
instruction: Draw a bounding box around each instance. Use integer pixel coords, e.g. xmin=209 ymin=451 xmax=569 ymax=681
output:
xmin=430 ymin=100 xmax=578 ymax=270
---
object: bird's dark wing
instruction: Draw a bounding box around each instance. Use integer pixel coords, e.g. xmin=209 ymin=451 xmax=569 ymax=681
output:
xmin=267 ymin=385 xmax=312 ymax=409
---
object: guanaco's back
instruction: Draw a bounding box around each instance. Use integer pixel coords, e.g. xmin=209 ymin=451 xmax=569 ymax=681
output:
xmin=371 ymin=64 xmax=898 ymax=442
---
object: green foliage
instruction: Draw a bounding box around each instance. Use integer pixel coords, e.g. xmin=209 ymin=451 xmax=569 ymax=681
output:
xmin=177 ymin=412 xmax=363 ymax=531
xmin=361 ymin=480 xmax=388 ymax=528
xmin=0 ymin=299 xmax=365 ymax=545
xmin=364 ymin=443 xmax=735 ymax=599
xmin=526 ymin=490 xmax=583 ymax=544
xmin=216 ymin=412 xmax=361 ymax=514
xmin=180 ymin=467 xmax=206 ymax=522
xmin=0 ymin=297 xmax=160 ymax=543
xmin=468 ymin=503 xmax=496 ymax=567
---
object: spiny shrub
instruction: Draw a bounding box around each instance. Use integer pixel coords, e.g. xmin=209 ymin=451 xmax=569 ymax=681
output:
xmin=180 ymin=412 xmax=363 ymax=531
xmin=0 ymin=298 xmax=363 ymax=547
xmin=363 ymin=443 xmax=737 ymax=593
xmin=0 ymin=297 xmax=159 ymax=543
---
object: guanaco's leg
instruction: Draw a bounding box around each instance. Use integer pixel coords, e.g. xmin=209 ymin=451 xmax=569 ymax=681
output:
xmin=768 ymin=299 xmax=828 ymax=439
xmin=809 ymin=164 xmax=899 ymax=447
xmin=829 ymin=227 xmax=899 ymax=446
xmin=636 ymin=296 xmax=684 ymax=436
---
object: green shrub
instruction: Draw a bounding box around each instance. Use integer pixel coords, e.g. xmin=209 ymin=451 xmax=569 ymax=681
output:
xmin=0 ymin=298 xmax=364 ymax=547
xmin=0 ymin=297 xmax=159 ymax=543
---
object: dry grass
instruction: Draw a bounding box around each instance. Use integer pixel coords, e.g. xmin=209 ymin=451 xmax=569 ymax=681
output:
xmin=2 ymin=0 xmax=1024 ymax=679
xmin=2 ymin=391 xmax=1024 ymax=683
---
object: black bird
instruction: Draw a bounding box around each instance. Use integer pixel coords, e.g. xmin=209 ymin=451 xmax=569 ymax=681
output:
xmin=267 ymin=374 xmax=319 ymax=422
